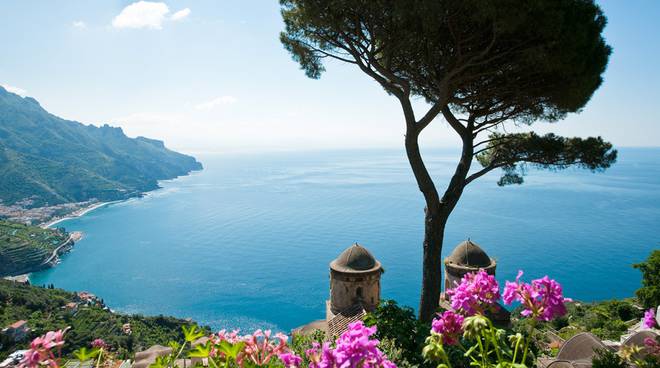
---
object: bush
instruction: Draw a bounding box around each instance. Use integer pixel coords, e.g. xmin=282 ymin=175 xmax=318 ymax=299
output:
xmin=364 ymin=300 xmax=430 ymax=367
xmin=592 ymin=348 xmax=627 ymax=368
xmin=634 ymin=250 xmax=660 ymax=309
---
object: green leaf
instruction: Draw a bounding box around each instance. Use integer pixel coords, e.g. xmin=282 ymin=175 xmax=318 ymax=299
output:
xmin=218 ymin=341 xmax=245 ymax=360
xmin=188 ymin=342 xmax=213 ymax=358
xmin=73 ymin=347 xmax=100 ymax=362
xmin=182 ymin=325 xmax=206 ymax=343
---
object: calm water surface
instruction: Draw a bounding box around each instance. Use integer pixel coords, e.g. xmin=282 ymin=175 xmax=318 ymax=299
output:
xmin=31 ymin=148 xmax=660 ymax=332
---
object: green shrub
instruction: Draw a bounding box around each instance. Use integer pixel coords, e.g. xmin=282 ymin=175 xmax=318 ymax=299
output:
xmin=364 ymin=300 xmax=432 ymax=367
xmin=592 ymin=348 xmax=627 ymax=368
xmin=634 ymin=250 xmax=660 ymax=309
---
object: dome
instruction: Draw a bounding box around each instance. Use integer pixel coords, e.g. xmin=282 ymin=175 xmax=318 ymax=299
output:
xmin=330 ymin=243 xmax=381 ymax=273
xmin=445 ymin=240 xmax=493 ymax=268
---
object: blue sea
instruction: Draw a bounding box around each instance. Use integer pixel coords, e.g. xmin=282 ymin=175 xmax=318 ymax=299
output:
xmin=30 ymin=148 xmax=660 ymax=332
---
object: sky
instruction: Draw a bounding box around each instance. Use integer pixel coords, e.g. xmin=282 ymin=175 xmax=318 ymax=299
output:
xmin=0 ymin=0 xmax=659 ymax=154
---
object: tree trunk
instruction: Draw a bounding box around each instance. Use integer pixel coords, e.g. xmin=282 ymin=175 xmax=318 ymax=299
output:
xmin=418 ymin=207 xmax=448 ymax=322
xmin=406 ymin=123 xmax=473 ymax=323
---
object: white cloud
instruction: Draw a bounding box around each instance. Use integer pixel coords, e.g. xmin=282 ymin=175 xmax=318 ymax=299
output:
xmin=112 ymin=1 xmax=191 ymax=30
xmin=72 ymin=20 xmax=87 ymax=29
xmin=171 ymin=8 xmax=191 ymax=21
xmin=195 ymin=96 xmax=238 ymax=110
xmin=112 ymin=1 xmax=170 ymax=30
xmin=1 ymin=84 xmax=27 ymax=96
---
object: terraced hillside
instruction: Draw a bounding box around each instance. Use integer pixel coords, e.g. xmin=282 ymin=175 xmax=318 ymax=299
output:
xmin=0 ymin=280 xmax=199 ymax=360
xmin=0 ymin=220 xmax=68 ymax=276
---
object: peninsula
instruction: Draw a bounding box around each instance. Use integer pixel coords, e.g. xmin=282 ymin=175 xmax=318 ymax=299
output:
xmin=0 ymin=86 xmax=202 ymax=225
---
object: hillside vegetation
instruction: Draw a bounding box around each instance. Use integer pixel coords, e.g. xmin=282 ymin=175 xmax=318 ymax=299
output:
xmin=0 ymin=280 xmax=198 ymax=360
xmin=0 ymin=86 xmax=202 ymax=208
xmin=0 ymin=220 xmax=68 ymax=276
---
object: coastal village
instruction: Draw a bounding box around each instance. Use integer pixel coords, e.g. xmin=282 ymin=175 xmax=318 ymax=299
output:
xmin=0 ymin=200 xmax=100 ymax=227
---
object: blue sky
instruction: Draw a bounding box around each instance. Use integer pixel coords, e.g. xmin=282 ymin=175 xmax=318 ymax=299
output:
xmin=0 ymin=1 xmax=658 ymax=153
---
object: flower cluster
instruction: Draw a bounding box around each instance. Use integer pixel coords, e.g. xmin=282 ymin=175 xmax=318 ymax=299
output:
xmin=20 ymin=330 xmax=66 ymax=368
xmin=206 ymin=329 xmax=244 ymax=358
xmin=445 ymin=270 xmax=500 ymax=315
xmin=305 ymin=321 xmax=396 ymax=368
xmin=278 ymin=352 xmax=303 ymax=368
xmin=644 ymin=336 xmax=660 ymax=357
xmin=212 ymin=329 xmax=243 ymax=344
xmin=91 ymin=339 xmax=107 ymax=349
xmin=207 ymin=328 xmax=293 ymax=367
xmin=502 ymin=271 xmax=572 ymax=321
xmin=431 ymin=311 xmax=464 ymax=346
xmin=429 ymin=268 xmax=571 ymax=357
xmin=643 ymin=308 xmax=657 ymax=329
xmin=241 ymin=329 xmax=290 ymax=366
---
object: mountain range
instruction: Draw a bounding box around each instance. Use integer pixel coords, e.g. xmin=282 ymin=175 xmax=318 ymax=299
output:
xmin=0 ymin=86 xmax=202 ymax=208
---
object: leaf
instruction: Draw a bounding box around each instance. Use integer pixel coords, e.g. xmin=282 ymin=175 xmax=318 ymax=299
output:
xmin=169 ymin=341 xmax=181 ymax=351
xmin=188 ymin=342 xmax=213 ymax=358
xmin=73 ymin=347 xmax=100 ymax=362
xmin=463 ymin=344 xmax=478 ymax=358
xmin=182 ymin=325 xmax=206 ymax=343
xmin=149 ymin=356 xmax=171 ymax=368
xmin=218 ymin=341 xmax=245 ymax=360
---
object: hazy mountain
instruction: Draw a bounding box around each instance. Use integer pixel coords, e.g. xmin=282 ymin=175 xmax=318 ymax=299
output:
xmin=0 ymin=86 xmax=202 ymax=207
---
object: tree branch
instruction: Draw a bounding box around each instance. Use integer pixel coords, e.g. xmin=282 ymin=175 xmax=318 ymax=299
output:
xmin=465 ymin=163 xmax=505 ymax=185
xmin=441 ymin=107 xmax=467 ymax=137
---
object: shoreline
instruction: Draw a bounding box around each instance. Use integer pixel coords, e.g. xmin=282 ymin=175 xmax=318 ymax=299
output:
xmin=41 ymin=201 xmax=118 ymax=229
xmin=4 ymin=231 xmax=84 ymax=281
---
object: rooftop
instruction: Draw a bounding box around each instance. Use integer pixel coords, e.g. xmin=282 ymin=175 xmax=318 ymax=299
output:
xmin=9 ymin=320 xmax=27 ymax=329
xmin=330 ymin=243 xmax=381 ymax=273
xmin=445 ymin=239 xmax=494 ymax=268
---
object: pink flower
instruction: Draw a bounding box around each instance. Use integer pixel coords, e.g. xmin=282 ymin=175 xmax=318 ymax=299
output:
xmin=20 ymin=350 xmax=42 ymax=368
xmin=643 ymin=308 xmax=657 ymax=329
xmin=20 ymin=330 xmax=66 ymax=368
xmin=278 ymin=352 xmax=302 ymax=368
xmin=240 ymin=329 xmax=290 ymax=367
xmin=644 ymin=337 xmax=660 ymax=357
xmin=305 ymin=342 xmax=322 ymax=368
xmin=431 ymin=311 xmax=464 ymax=345
xmin=446 ymin=270 xmax=500 ymax=315
xmin=91 ymin=339 xmax=107 ymax=349
xmin=315 ymin=321 xmax=396 ymax=368
xmin=503 ymin=270 xmax=571 ymax=321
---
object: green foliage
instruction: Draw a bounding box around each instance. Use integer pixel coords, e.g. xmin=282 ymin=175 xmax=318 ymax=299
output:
xmin=280 ymin=0 xmax=611 ymax=118
xmin=476 ymin=132 xmax=617 ymax=186
xmin=0 ymin=280 xmax=201 ymax=360
xmin=149 ymin=327 xmax=212 ymax=368
xmin=73 ymin=347 xmax=100 ymax=362
xmin=289 ymin=330 xmax=326 ymax=368
xmin=633 ymin=250 xmax=660 ymax=309
xmin=591 ymin=348 xmax=627 ymax=368
xmin=517 ymin=299 xmax=642 ymax=342
xmin=0 ymin=86 xmax=202 ymax=208
xmin=423 ymin=314 xmax=535 ymax=368
xmin=0 ymin=220 xmax=69 ymax=276
xmin=364 ymin=300 xmax=430 ymax=367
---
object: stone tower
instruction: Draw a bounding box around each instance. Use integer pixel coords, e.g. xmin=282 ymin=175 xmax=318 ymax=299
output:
xmin=443 ymin=239 xmax=497 ymax=295
xmin=328 ymin=243 xmax=382 ymax=316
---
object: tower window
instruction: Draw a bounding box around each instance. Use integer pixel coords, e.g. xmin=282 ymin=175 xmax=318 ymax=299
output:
xmin=356 ymin=287 xmax=363 ymax=298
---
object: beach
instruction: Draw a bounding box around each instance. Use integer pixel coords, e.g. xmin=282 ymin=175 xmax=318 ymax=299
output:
xmin=41 ymin=201 xmax=115 ymax=229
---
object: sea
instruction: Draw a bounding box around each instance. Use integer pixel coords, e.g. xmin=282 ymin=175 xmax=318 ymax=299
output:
xmin=30 ymin=148 xmax=660 ymax=332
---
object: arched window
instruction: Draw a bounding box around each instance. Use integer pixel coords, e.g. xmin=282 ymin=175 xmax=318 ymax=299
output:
xmin=356 ymin=287 xmax=363 ymax=298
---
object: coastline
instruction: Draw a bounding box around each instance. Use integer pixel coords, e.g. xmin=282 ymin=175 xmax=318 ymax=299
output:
xmin=3 ymin=231 xmax=84 ymax=282
xmin=41 ymin=201 xmax=117 ymax=229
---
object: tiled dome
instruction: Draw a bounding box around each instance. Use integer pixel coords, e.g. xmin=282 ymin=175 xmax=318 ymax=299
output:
xmin=330 ymin=243 xmax=381 ymax=273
